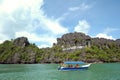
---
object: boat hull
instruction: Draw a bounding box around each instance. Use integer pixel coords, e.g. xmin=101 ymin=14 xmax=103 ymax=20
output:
xmin=58 ymin=64 xmax=91 ymax=71
xmin=58 ymin=66 xmax=89 ymax=71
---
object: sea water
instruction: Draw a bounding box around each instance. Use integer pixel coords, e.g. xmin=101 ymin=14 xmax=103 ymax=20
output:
xmin=0 ymin=63 xmax=120 ymax=80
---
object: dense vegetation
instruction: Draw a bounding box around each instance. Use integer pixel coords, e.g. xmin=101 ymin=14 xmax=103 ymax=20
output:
xmin=39 ymin=44 xmax=120 ymax=63
xmin=0 ymin=38 xmax=43 ymax=64
xmin=0 ymin=32 xmax=120 ymax=64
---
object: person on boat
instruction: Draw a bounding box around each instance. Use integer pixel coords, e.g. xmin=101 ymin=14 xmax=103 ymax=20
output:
xmin=75 ymin=64 xmax=79 ymax=68
xmin=60 ymin=62 xmax=66 ymax=67
xmin=60 ymin=62 xmax=63 ymax=67
xmin=68 ymin=64 xmax=73 ymax=68
xmin=70 ymin=64 xmax=73 ymax=68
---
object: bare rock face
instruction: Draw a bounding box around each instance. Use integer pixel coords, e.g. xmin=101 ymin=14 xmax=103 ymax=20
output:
xmin=116 ymin=39 xmax=120 ymax=42
xmin=13 ymin=37 xmax=30 ymax=47
xmin=57 ymin=32 xmax=91 ymax=48
xmin=92 ymin=38 xmax=115 ymax=46
xmin=116 ymin=39 xmax=120 ymax=47
xmin=56 ymin=32 xmax=120 ymax=50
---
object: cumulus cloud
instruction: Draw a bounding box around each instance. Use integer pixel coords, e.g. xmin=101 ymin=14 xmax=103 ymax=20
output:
xmin=40 ymin=17 xmax=68 ymax=34
xmin=15 ymin=31 xmax=57 ymax=48
xmin=95 ymin=27 xmax=118 ymax=40
xmin=15 ymin=31 xmax=57 ymax=43
xmin=0 ymin=0 xmax=68 ymax=47
xmin=96 ymin=33 xmax=114 ymax=40
xmin=74 ymin=20 xmax=90 ymax=34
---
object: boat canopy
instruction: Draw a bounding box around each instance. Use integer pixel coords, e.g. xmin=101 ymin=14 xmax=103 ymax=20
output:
xmin=64 ymin=61 xmax=84 ymax=64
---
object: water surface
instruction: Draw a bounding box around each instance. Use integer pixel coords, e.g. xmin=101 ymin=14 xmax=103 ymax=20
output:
xmin=0 ymin=63 xmax=120 ymax=80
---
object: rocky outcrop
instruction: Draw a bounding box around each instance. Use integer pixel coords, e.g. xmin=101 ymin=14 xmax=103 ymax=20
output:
xmin=57 ymin=32 xmax=91 ymax=48
xmin=116 ymin=39 xmax=120 ymax=47
xmin=13 ymin=37 xmax=30 ymax=47
xmin=0 ymin=37 xmax=38 ymax=64
xmin=56 ymin=32 xmax=120 ymax=50
xmin=92 ymin=38 xmax=115 ymax=45
xmin=0 ymin=32 xmax=120 ymax=64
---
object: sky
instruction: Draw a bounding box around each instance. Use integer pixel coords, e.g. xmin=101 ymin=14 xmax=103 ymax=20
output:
xmin=0 ymin=0 xmax=120 ymax=48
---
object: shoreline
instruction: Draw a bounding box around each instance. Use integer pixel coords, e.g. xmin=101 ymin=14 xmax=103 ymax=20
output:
xmin=0 ymin=61 xmax=120 ymax=64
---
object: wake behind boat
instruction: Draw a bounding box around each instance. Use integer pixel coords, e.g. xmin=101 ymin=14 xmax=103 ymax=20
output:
xmin=58 ymin=61 xmax=91 ymax=71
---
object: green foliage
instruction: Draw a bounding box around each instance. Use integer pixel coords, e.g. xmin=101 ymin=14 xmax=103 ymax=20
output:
xmin=51 ymin=45 xmax=62 ymax=52
xmin=83 ymin=44 xmax=120 ymax=62
xmin=0 ymin=40 xmax=15 ymax=62
xmin=35 ymin=49 xmax=44 ymax=63
xmin=0 ymin=37 xmax=120 ymax=63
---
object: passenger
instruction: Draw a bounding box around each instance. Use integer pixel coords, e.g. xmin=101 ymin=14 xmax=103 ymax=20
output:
xmin=68 ymin=64 xmax=73 ymax=68
xmin=60 ymin=62 xmax=64 ymax=67
xmin=70 ymin=64 xmax=73 ymax=68
xmin=60 ymin=62 xmax=66 ymax=67
xmin=68 ymin=65 xmax=70 ymax=68
xmin=75 ymin=64 xmax=79 ymax=68
xmin=63 ymin=64 xmax=66 ymax=67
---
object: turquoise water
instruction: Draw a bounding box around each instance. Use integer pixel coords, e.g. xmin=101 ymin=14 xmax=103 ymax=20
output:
xmin=0 ymin=63 xmax=120 ymax=80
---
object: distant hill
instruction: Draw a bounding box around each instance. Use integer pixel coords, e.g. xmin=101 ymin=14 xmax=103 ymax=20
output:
xmin=0 ymin=32 xmax=120 ymax=64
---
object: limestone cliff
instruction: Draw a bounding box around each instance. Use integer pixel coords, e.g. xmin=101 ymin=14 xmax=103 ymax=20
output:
xmin=0 ymin=37 xmax=39 ymax=64
xmin=0 ymin=32 xmax=120 ymax=63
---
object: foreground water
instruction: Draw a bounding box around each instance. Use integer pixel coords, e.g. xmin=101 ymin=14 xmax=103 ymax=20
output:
xmin=0 ymin=63 xmax=120 ymax=80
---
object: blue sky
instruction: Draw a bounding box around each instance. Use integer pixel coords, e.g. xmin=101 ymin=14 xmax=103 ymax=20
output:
xmin=0 ymin=0 xmax=120 ymax=48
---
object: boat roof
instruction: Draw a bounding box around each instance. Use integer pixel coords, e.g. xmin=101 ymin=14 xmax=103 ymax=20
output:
xmin=64 ymin=61 xmax=84 ymax=64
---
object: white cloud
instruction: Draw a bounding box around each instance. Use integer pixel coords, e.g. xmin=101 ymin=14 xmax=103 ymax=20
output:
xmin=0 ymin=33 xmax=9 ymax=43
xmin=15 ymin=31 xmax=41 ymax=42
xmin=40 ymin=17 xmax=68 ymax=34
xmin=69 ymin=7 xmax=80 ymax=11
xmin=74 ymin=20 xmax=90 ymax=34
xmin=95 ymin=27 xmax=119 ymax=40
xmin=0 ymin=0 xmax=68 ymax=47
xmin=0 ymin=0 xmax=19 ymax=14
xmin=96 ymin=33 xmax=114 ymax=40
xmin=80 ymin=3 xmax=91 ymax=10
xmin=15 ymin=31 xmax=57 ymax=47
xmin=0 ymin=0 xmax=43 ymax=14
xmin=38 ymin=44 xmax=50 ymax=48
xmin=69 ymin=3 xmax=91 ymax=11
xmin=57 ymin=3 xmax=92 ymax=22
xmin=0 ymin=40 xmax=3 ymax=44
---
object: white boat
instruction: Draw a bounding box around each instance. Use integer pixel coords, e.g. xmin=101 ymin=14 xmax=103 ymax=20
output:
xmin=58 ymin=61 xmax=91 ymax=71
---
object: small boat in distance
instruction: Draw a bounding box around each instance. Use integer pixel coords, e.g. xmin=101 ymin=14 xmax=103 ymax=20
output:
xmin=58 ymin=61 xmax=91 ymax=71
